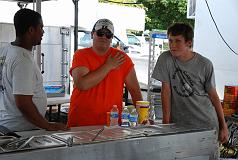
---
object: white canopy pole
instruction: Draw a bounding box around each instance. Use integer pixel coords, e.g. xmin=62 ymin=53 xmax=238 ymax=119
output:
xmin=35 ymin=0 xmax=42 ymax=68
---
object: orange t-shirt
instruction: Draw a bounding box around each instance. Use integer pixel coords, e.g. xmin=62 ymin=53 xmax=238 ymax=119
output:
xmin=67 ymin=47 xmax=133 ymax=127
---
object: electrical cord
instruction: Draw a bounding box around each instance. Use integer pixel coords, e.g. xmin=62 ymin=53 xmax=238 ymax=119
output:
xmin=204 ymin=0 xmax=238 ymax=55
xmin=101 ymin=0 xmax=141 ymax=4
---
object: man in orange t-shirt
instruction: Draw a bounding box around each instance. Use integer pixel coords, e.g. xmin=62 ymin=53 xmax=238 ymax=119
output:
xmin=68 ymin=19 xmax=142 ymax=127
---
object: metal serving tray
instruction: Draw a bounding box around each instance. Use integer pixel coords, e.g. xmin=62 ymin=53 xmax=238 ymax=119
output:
xmin=0 ymin=135 xmax=66 ymax=153
xmin=0 ymin=136 xmax=17 ymax=146
xmin=90 ymin=127 xmax=145 ymax=140
xmin=52 ymin=127 xmax=145 ymax=145
xmin=133 ymin=123 xmax=209 ymax=136
xmin=133 ymin=125 xmax=164 ymax=136
xmin=51 ymin=130 xmax=107 ymax=145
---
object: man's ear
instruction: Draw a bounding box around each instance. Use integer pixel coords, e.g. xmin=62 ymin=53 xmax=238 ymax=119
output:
xmin=91 ymin=32 xmax=93 ymax=39
xmin=28 ymin=26 xmax=34 ymax=34
xmin=187 ymin=40 xmax=193 ymax=48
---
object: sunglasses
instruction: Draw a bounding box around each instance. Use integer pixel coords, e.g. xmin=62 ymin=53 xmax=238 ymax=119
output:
xmin=96 ymin=30 xmax=113 ymax=39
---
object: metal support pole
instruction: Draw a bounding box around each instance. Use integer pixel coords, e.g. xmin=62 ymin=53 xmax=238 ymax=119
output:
xmin=35 ymin=0 xmax=42 ymax=68
xmin=147 ymin=33 xmax=153 ymax=101
xmin=72 ymin=0 xmax=79 ymax=52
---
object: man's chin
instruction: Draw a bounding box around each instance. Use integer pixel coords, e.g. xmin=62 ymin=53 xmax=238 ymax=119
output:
xmin=170 ymin=51 xmax=179 ymax=57
xmin=34 ymin=42 xmax=41 ymax=46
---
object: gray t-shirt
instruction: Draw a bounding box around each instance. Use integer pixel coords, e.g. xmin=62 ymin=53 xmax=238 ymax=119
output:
xmin=152 ymin=51 xmax=218 ymax=129
xmin=0 ymin=44 xmax=47 ymax=131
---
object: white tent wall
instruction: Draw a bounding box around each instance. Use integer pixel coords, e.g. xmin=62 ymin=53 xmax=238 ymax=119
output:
xmin=194 ymin=0 xmax=238 ymax=99
xmin=77 ymin=0 xmax=98 ymax=30
xmin=0 ymin=0 xmax=74 ymax=26
xmin=0 ymin=0 xmax=145 ymax=45
xmin=96 ymin=3 xmax=145 ymax=43
xmin=0 ymin=0 xmax=95 ymax=27
xmin=41 ymin=0 xmax=74 ymax=26
xmin=0 ymin=1 xmax=35 ymax=23
xmin=96 ymin=3 xmax=145 ymax=31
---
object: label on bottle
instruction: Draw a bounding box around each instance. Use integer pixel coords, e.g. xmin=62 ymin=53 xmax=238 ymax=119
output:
xmin=129 ymin=115 xmax=138 ymax=122
xmin=122 ymin=113 xmax=129 ymax=119
xmin=111 ymin=112 xmax=118 ymax=118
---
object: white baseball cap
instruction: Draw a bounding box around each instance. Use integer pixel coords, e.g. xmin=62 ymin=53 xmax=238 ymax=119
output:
xmin=93 ymin=19 xmax=114 ymax=34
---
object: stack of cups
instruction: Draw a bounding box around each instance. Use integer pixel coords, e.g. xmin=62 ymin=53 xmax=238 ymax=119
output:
xmin=136 ymin=101 xmax=150 ymax=124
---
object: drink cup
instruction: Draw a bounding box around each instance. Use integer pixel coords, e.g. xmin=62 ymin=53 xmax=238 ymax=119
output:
xmin=136 ymin=101 xmax=150 ymax=124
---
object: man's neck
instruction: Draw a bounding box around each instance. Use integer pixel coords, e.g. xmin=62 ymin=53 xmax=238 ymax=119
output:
xmin=92 ymin=46 xmax=110 ymax=56
xmin=177 ymin=50 xmax=195 ymax=62
xmin=11 ymin=37 xmax=33 ymax=51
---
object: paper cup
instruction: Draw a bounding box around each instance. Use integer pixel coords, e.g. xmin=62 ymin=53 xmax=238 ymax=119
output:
xmin=136 ymin=101 xmax=150 ymax=124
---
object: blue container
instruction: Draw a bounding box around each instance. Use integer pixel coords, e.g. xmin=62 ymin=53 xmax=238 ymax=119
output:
xmin=151 ymin=33 xmax=167 ymax=39
xmin=44 ymin=85 xmax=65 ymax=97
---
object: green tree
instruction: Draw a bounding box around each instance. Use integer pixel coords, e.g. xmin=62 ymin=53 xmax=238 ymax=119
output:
xmin=138 ymin=0 xmax=194 ymax=30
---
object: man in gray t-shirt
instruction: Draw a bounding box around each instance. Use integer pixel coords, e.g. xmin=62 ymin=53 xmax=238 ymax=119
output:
xmin=152 ymin=22 xmax=228 ymax=144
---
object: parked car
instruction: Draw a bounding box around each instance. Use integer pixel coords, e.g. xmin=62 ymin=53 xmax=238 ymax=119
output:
xmin=126 ymin=33 xmax=143 ymax=54
xmin=78 ymin=29 xmax=129 ymax=53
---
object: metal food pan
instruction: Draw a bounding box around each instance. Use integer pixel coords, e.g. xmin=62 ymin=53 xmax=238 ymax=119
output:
xmin=52 ymin=127 xmax=145 ymax=144
xmin=132 ymin=124 xmax=189 ymax=136
xmin=132 ymin=125 xmax=164 ymax=136
xmin=89 ymin=127 xmax=145 ymax=140
xmin=52 ymin=130 xmax=107 ymax=145
xmin=0 ymin=135 xmax=66 ymax=153
xmin=133 ymin=124 xmax=207 ymax=136
xmin=0 ymin=136 xmax=17 ymax=146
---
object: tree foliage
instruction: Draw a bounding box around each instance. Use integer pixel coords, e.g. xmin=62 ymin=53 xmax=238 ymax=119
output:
xmin=139 ymin=0 xmax=194 ymax=30
xmin=99 ymin=0 xmax=194 ymax=30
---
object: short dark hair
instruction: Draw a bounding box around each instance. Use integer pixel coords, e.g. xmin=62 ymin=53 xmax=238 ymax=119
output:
xmin=167 ymin=22 xmax=194 ymax=42
xmin=14 ymin=8 xmax=42 ymax=37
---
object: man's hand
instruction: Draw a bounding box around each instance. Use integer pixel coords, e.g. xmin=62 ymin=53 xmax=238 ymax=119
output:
xmin=141 ymin=119 xmax=155 ymax=125
xmin=105 ymin=52 xmax=125 ymax=70
xmin=219 ymin=124 xmax=229 ymax=144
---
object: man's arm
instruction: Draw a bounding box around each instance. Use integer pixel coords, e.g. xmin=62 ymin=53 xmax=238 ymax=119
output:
xmin=208 ymin=87 xmax=228 ymax=143
xmin=124 ymin=68 xmax=143 ymax=105
xmin=161 ymin=82 xmax=171 ymax=124
xmin=72 ymin=53 xmax=125 ymax=90
xmin=15 ymin=95 xmax=67 ymax=131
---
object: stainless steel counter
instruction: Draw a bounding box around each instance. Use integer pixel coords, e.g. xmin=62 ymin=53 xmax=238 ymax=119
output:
xmin=0 ymin=125 xmax=218 ymax=160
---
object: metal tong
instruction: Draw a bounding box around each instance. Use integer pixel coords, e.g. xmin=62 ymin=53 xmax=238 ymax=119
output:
xmin=51 ymin=135 xmax=73 ymax=147
xmin=91 ymin=127 xmax=104 ymax=141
